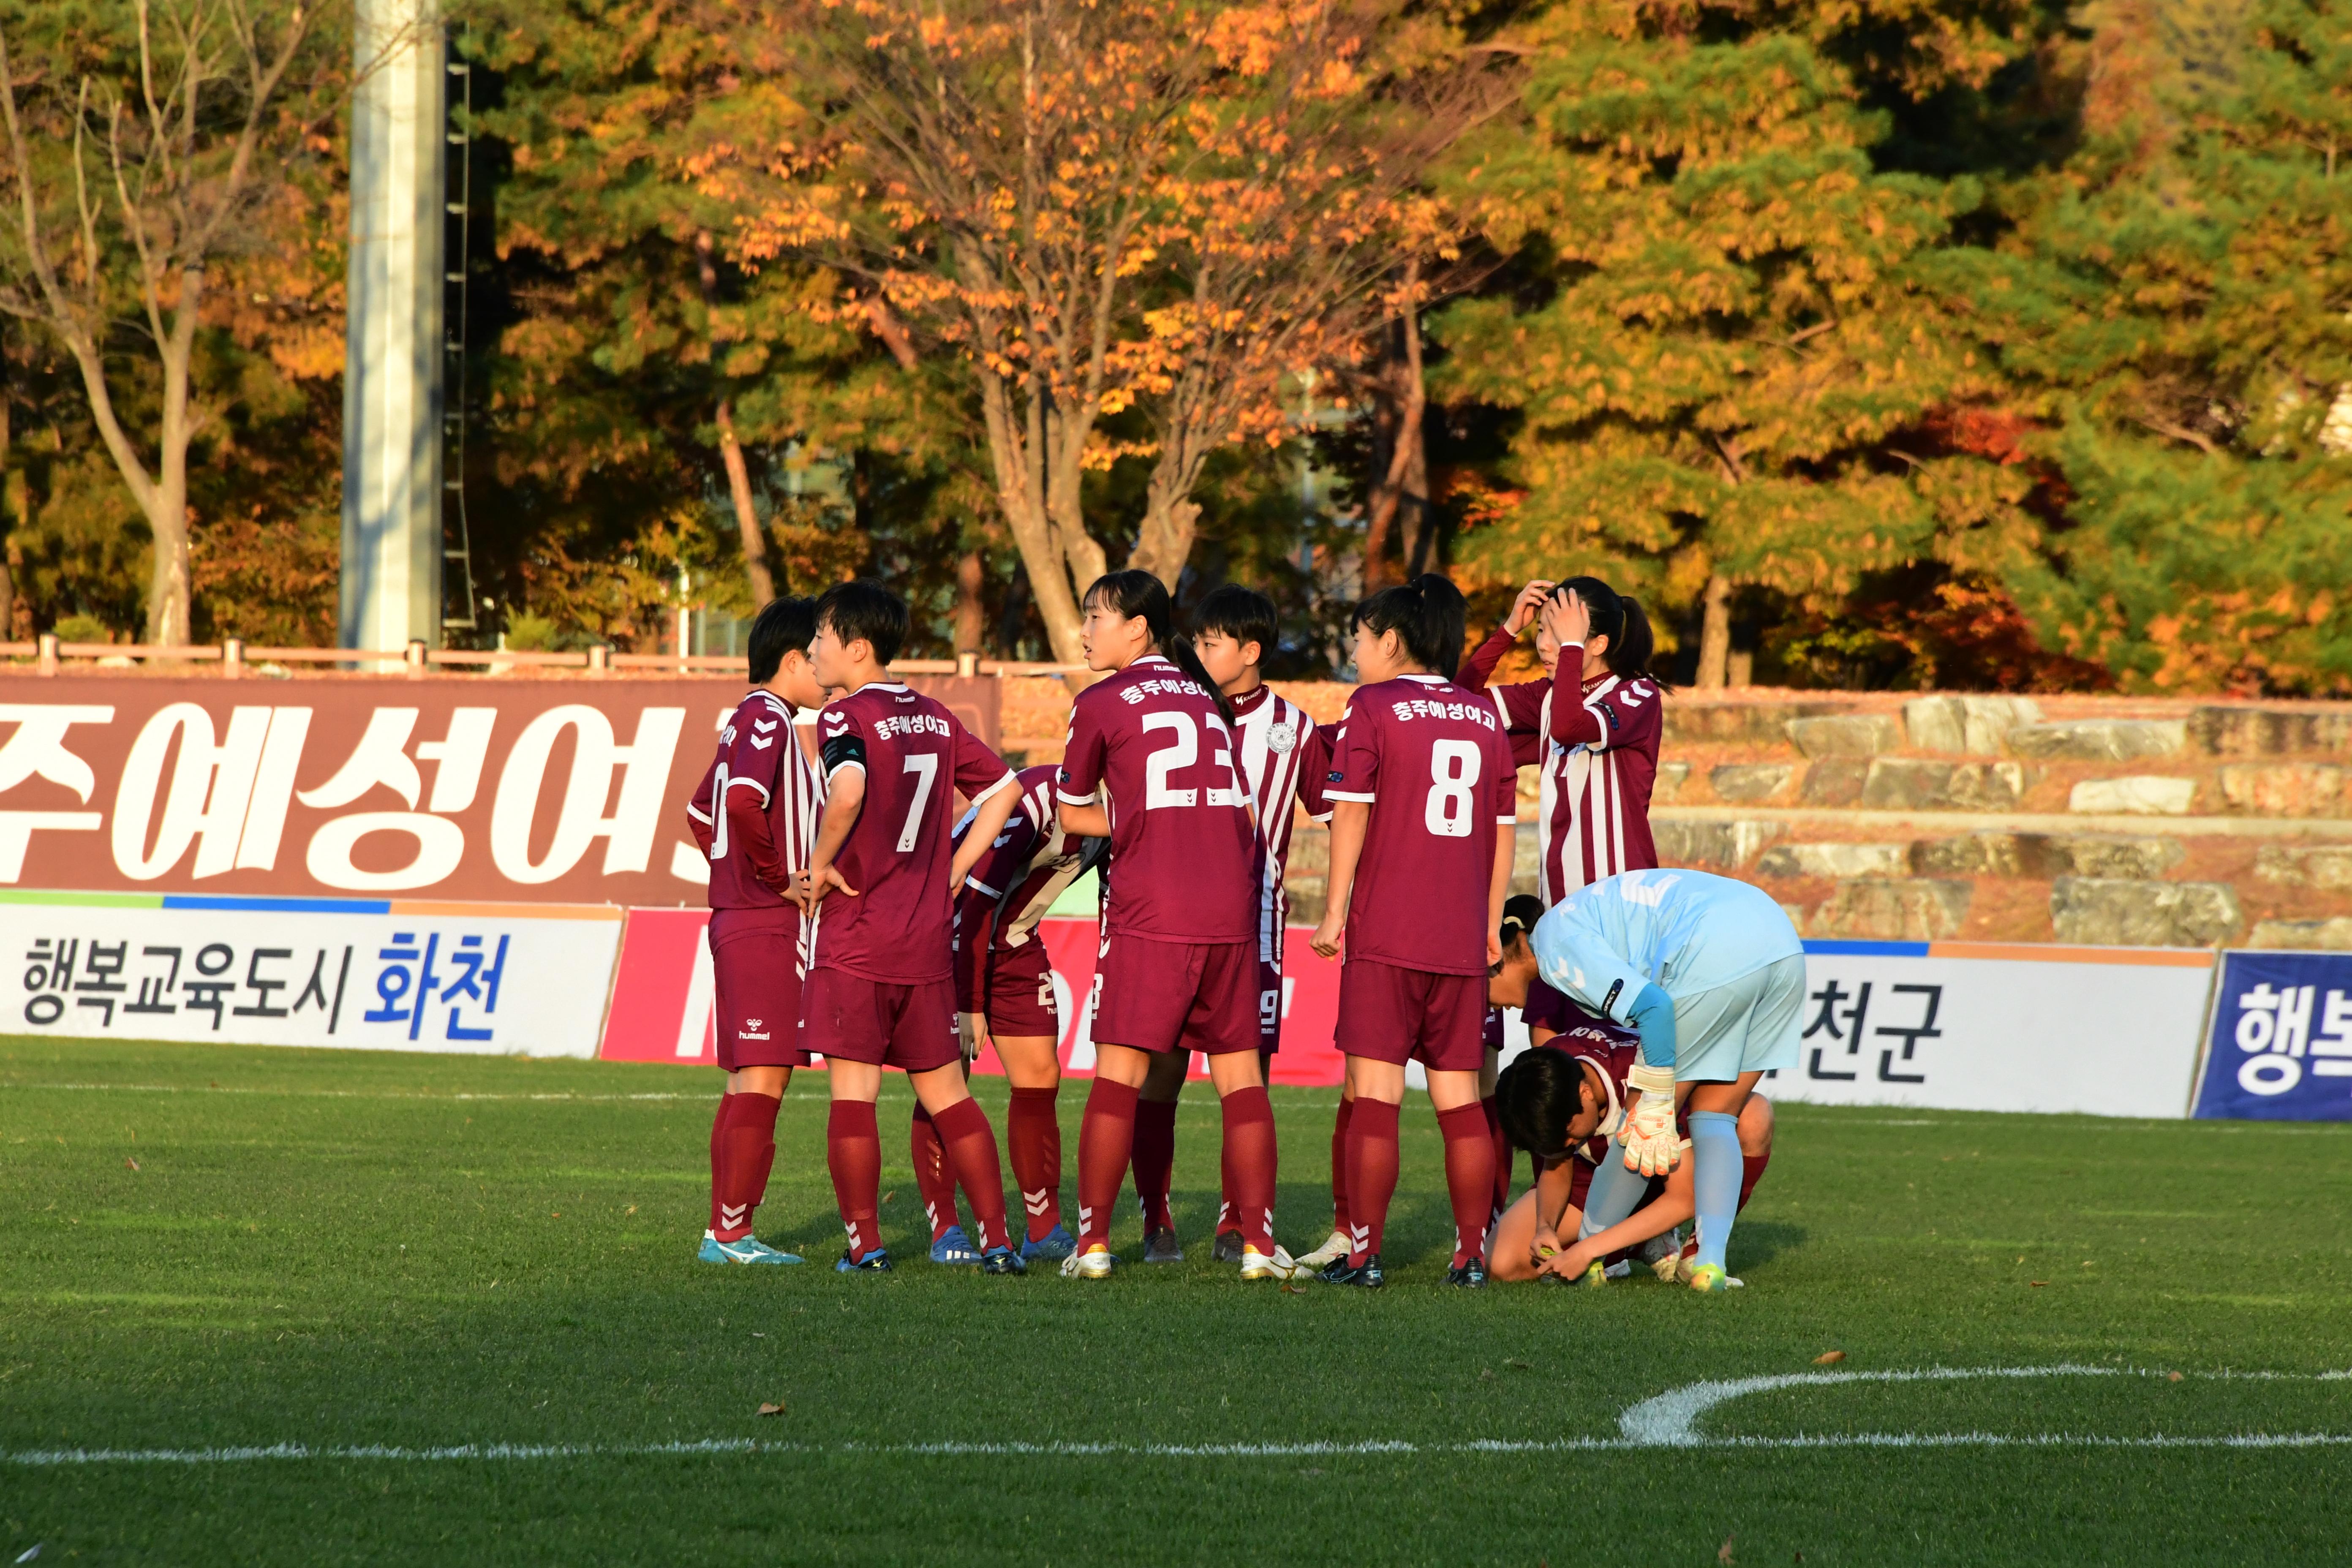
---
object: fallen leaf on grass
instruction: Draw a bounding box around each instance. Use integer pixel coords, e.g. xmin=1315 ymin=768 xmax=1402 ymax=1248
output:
xmin=123 ymin=1158 xmax=139 ymax=1171
xmin=757 ymin=1402 xmax=785 ymax=1417
xmin=1280 ymin=1283 xmax=1302 ymax=1295
xmin=2029 ymin=1281 xmax=2048 ymax=1288
xmin=1813 ymin=1350 xmax=1846 ymax=1365
xmin=751 ymin=1331 xmax=766 ymax=1339
xmin=2168 ymin=1372 xmax=2184 ymax=1383
xmin=1478 ymin=1368 xmax=1494 ymax=1381
xmin=1719 ymin=1535 xmax=1736 ymax=1564
xmin=882 ymin=1191 xmax=897 ymax=1204
xmin=625 ymin=1205 xmax=638 ymax=1216
xmin=550 ymin=1212 xmax=562 ymax=1220
xmin=1506 ymin=1358 xmax=1531 ymax=1370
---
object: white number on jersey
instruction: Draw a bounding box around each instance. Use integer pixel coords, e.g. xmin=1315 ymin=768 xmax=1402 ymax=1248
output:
xmin=1144 ymin=710 xmax=1247 ymax=812
xmin=896 ymin=752 xmax=939 ymax=851
xmin=1425 ymin=739 xmax=1481 ymax=838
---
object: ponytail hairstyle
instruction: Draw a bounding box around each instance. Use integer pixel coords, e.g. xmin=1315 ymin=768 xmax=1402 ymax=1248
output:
xmin=1352 ymin=573 xmax=1470 ymax=681
xmin=1498 ymin=893 xmax=1544 ymax=959
xmin=1082 ymin=569 xmax=1236 ymax=728
xmin=1552 ymin=576 xmax=1669 ymax=689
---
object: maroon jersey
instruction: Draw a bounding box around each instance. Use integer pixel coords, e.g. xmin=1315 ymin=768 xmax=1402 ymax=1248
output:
xmin=1474 ymin=642 xmax=1661 ymax=905
xmin=952 ymin=765 xmax=1107 ymax=1007
xmin=1229 ymin=684 xmax=1332 ymax=971
xmin=686 ymin=689 xmax=823 ymax=912
xmin=1538 ymin=1016 xmax=1641 ymax=1168
xmin=1056 ymin=655 xmax=1254 ymax=944
xmin=1322 ymin=674 xmax=1517 ymax=976
xmin=807 ymin=682 xmax=1015 ymax=983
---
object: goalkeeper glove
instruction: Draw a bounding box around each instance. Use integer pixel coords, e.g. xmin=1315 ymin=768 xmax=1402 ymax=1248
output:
xmin=1620 ymin=1062 xmax=1682 ymax=1176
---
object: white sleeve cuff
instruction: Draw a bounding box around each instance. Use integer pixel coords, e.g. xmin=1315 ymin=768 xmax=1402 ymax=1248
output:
xmin=1322 ymin=789 xmax=1375 ymax=804
xmin=824 ymin=760 xmax=866 ymax=783
xmin=968 ymin=769 xmax=1017 ymax=806
xmin=685 ymin=802 xmax=712 ymax=825
xmin=964 ymin=876 xmax=1002 ymax=900
xmin=1056 ymin=785 xmax=1100 ymax=806
xmin=721 ymin=776 xmax=772 ymax=802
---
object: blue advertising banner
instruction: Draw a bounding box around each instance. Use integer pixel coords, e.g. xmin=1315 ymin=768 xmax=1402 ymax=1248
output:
xmin=2191 ymin=950 xmax=2352 ymax=1120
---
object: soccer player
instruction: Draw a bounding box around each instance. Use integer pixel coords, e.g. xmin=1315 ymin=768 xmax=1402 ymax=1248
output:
xmin=1484 ymin=1024 xmax=1775 ymax=1285
xmin=1484 ymin=866 xmax=1802 ymax=1292
xmin=794 ymin=580 xmax=1027 ymax=1274
xmin=1055 ymin=570 xmax=1292 ymax=1280
xmin=1309 ymin=574 xmax=1517 ymax=1288
xmin=1129 ymin=584 xmax=1331 ymax=1265
xmin=684 ymin=596 xmax=826 ymax=1266
xmin=925 ymin=764 xmax=1107 ymax=1264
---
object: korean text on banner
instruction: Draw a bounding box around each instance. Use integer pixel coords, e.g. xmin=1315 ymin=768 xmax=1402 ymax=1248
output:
xmin=2192 ymin=950 xmax=2352 ymax=1121
xmin=0 ymin=891 xmax=622 ymax=1056
xmin=1766 ymin=941 xmax=2216 ymax=1119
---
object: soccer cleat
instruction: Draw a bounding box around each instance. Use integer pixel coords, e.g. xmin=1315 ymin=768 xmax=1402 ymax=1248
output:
xmin=1445 ymin=1256 xmax=1489 ymax=1289
xmin=980 ymin=1245 xmax=1027 ymax=1275
xmin=1293 ymin=1228 xmax=1350 ymax=1270
xmin=1142 ymin=1227 xmax=1185 ymax=1264
xmin=835 ymin=1246 xmax=893 ymax=1273
xmin=929 ymin=1225 xmax=983 ymax=1266
xmin=699 ymin=1230 xmax=805 ymax=1266
xmin=1020 ymin=1224 xmax=1076 ymax=1263
xmin=1059 ymin=1243 xmax=1117 ymax=1279
xmin=1540 ymin=1260 xmax=1606 ymax=1290
xmin=1686 ymin=1263 xmax=1744 ymax=1293
xmin=1636 ymin=1228 xmax=1682 ymax=1281
xmin=1316 ymin=1253 xmax=1384 ymax=1289
xmin=1211 ymin=1229 xmax=1246 ymax=1264
xmin=1238 ymin=1244 xmax=1298 ymax=1281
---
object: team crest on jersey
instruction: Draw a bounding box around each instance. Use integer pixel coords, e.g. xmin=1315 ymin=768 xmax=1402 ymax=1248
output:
xmin=1266 ymin=720 xmax=1297 ymax=755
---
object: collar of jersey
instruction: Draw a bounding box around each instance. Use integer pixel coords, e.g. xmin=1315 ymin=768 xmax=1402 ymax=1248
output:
xmin=848 ymin=680 xmax=910 ymax=695
xmin=1398 ymin=673 xmax=1451 ymax=686
xmin=1128 ymin=655 xmax=1172 ymax=670
xmin=1229 ymin=682 xmax=1272 ymax=716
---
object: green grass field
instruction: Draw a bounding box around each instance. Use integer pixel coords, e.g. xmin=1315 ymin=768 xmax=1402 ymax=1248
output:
xmin=7 ymin=1037 xmax=2352 ymax=1565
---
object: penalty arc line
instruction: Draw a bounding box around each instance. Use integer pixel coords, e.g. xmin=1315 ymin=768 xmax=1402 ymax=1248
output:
xmin=9 ymin=1367 xmax=2351 ymax=1467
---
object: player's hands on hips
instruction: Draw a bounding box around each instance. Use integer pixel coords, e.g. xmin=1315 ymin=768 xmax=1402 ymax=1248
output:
xmin=1620 ymin=1062 xmax=1682 ymax=1176
xmin=1504 ymin=580 xmax=1555 ymax=636
xmin=1311 ymin=911 xmax=1345 ymax=959
xmin=795 ymin=864 xmax=858 ymax=908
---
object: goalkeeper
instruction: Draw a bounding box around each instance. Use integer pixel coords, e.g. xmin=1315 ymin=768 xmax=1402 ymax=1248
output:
xmin=1489 ymin=868 xmax=1802 ymax=1292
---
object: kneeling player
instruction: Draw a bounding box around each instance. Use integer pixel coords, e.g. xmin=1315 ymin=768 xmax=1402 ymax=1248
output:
xmin=1484 ymin=867 xmax=1801 ymax=1291
xmin=796 ymin=581 xmax=1026 ymax=1274
xmin=685 ymin=596 xmax=825 ymax=1265
xmin=1485 ymin=1042 xmax=1773 ymax=1284
xmin=1310 ymin=574 xmax=1516 ymax=1288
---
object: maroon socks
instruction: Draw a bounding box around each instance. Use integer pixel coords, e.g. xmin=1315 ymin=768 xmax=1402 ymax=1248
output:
xmin=1437 ymin=1101 xmax=1498 ymax=1267
xmin=826 ymin=1099 xmax=882 ymax=1260
xmin=1006 ymin=1085 xmax=1063 ymax=1241
xmin=1075 ymin=1078 xmax=1140 ymax=1252
xmin=1131 ymin=1097 xmax=1178 ymax=1232
xmin=709 ymin=1092 xmax=780 ymax=1243
xmin=929 ymin=1097 xmax=1013 ymax=1253
xmin=1342 ymin=1095 xmax=1401 ymax=1265
xmin=910 ymin=1104 xmax=962 ymax=1242
xmin=1218 ymin=1085 xmax=1278 ymax=1255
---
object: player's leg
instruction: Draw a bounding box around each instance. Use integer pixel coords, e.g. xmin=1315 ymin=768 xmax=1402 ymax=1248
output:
xmin=1422 ymin=972 xmax=1496 ymax=1285
xmin=1669 ymin=1093 xmax=1775 ymax=1278
xmin=1218 ymin=969 xmax=1281 ymax=1263
xmin=825 ymin=1056 xmax=890 ymax=1271
xmin=1321 ymin=959 xmax=1420 ymax=1286
xmin=1132 ymin=1047 xmax=1186 ymax=1262
xmin=894 ymin=982 xmax=1022 ymax=1273
xmin=988 ymin=942 xmax=1072 ymax=1259
xmin=1198 ymin=942 xmax=1286 ymax=1277
xmin=911 ymin=1065 xmax=979 ymax=1266
xmin=1293 ymin=1087 xmax=1353 ymax=1269
xmin=1677 ymin=953 xmax=1802 ymax=1291
xmin=701 ymin=916 xmax=803 ymax=1265
xmin=1068 ymin=937 xmax=1200 ymax=1277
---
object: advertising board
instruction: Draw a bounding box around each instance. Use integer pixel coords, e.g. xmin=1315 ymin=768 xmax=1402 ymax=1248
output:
xmin=2190 ymin=949 xmax=2352 ymax=1121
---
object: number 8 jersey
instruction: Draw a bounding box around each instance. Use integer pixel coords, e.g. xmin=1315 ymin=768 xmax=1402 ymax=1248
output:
xmin=1323 ymin=673 xmax=1519 ymax=975
xmin=1056 ymin=654 xmax=1255 ymax=945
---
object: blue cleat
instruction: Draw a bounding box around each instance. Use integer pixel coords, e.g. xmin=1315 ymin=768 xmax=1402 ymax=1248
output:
xmin=1020 ymin=1224 xmax=1076 ymax=1263
xmin=929 ymin=1225 xmax=983 ymax=1266
xmin=980 ymin=1245 xmax=1027 ymax=1275
xmin=836 ymin=1247 xmax=893 ymax=1273
xmin=699 ymin=1230 xmax=804 ymax=1265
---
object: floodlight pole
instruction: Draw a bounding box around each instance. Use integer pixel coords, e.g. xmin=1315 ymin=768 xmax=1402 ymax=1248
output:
xmin=340 ymin=0 xmax=445 ymax=653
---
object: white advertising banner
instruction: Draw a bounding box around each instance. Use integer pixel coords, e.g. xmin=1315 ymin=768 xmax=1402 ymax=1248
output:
xmin=1765 ymin=939 xmax=2218 ymax=1119
xmin=0 ymin=891 xmax=623 ymax=1056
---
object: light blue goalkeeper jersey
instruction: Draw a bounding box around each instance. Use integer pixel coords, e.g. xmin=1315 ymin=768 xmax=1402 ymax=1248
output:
xmin=1529 ymin=868 xmax=1802 ymax=1028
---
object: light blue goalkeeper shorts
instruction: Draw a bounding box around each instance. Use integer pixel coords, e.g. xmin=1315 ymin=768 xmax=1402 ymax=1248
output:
xmin=1671 ymin=953 xmax=1805 ymax=1083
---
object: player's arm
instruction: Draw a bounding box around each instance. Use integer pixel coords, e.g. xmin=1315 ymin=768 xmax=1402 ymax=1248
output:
xmin=953 ymin=881 xmax=999 ymax=1059
xmin=800 ymin=712 xmax=869 ymax=904
xmin=1312 ymin=800 xmax=1369 ymax=959
xmin=1457 ymin=582 xmax=1550 ymax=693
xmin=1054 ymin=698 xmax=1113 ymax=838
xmin=1529 ymin=1155 xmax=1579 ymax=1266
xmin=949 ymin=781 xmax=1021 ymax=895
xmin=686 ymin=763 xmax=717 ymax=857
xmin=1484 ymin=730 xmax=1516 ymax=968
xmin=1533 ymin=922 xmax=1680 ymax=1176
xmin=1544 ymin=1156 xmax=1694 ymax=1281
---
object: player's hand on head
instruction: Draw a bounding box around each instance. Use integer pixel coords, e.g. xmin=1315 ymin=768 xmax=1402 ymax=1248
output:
xmin=1505 ymin=580 xmax=1554 ymax=635
xmin=1542 ymin=588 xmax=1591 ymax=648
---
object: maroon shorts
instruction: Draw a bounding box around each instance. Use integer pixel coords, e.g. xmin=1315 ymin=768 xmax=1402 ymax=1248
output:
xmin=709 ymin=909 xmax=809 ymax=1073
xmin=984 ymin=941 xmax=1060 ymax=1038
xmin=1256 ymin=960 xmax=1284 ymax=1053
xmin=1090 ymin=933 xmax=1258 ymax=1056
xmin=798 ymin=968 xmax=960 ymax=1073
xmin=1336 ymin=958 xmax=1487 ymax=1073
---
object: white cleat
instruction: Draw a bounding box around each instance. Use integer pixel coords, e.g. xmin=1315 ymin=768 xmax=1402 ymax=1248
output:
xmin=1059 ymin=1243 xmax=1116 ymax=1279
xmin=1239 ymin=1244 xmax=1298 ymax=1281
xmin=1292 ymin=1229 xmax=1351 ymax=1270
xmin=1640 ymin=1228 xmax=1685 ymax=1282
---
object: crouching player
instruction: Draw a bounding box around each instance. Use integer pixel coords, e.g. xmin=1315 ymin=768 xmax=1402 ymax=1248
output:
xmin=685 ymin=596 xmax=826 ymax=1265
xmin=1484 ymin=867 xmax=1800 ymax=1291
xmin=916 ymin=765 xmax=1106 ymax=1264
xmin=795 ymin=581 xmax=1026 ymax=1274
xmin=1310 ymin=574 xmax=1517 ymax=1288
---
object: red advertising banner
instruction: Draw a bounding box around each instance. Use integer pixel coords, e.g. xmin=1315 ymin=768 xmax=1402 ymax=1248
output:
xmin=600 ymin=914 xmax=1349 ymax=1086
xmin=0 ymin=675 xmax=998 ymax=905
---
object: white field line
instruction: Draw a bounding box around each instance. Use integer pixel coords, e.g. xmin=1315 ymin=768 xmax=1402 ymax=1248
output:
xmin=1 ymin=1083 xmax=702 ymax=1102
xmin=10 ymin=1367 xmax=2350 ymax=1467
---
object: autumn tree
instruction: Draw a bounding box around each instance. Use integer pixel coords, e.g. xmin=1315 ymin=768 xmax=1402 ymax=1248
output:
xmin=0 ymin=0 xmax=348 ymax=644
xmin=1435 ymin=0 xmax=2042 ymax=686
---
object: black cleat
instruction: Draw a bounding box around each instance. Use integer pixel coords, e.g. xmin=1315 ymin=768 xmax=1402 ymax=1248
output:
xmin=980 ymin=1245 xmax=1027 ymax=1275
xmin=1317 ymin=1253 xmax=1385 ymax=1289
xmin=1445 ymin=1256 xmax=1489 ymax=1289
xmin=1142 ymin=1227 xmax=1184 ymax=1263
xmin=835 ymin=1247 xmax=893 ymax=1273
xmin=1211 ymin=1229 xmax=1246 ymax=1263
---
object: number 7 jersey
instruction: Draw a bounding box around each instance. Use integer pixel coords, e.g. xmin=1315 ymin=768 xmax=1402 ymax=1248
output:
xmin=1056 ymin=654 xmax=1255 ymax=945
xmin=811 ymin=682 xmax=1017 ymax=983
xmin=1323 ymin=673 xmax=1519 ymax=976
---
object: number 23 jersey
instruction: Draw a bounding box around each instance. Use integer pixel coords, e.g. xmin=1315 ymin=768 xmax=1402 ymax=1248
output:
xmin=1056 ymin=654 xmax=1255 ymax=945
xmin=1323 ymin=673 xmax=1518 ymax=976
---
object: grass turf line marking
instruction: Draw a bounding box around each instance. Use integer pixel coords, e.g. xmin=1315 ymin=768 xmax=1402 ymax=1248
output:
xmin=14 ymin=1367 xmax=2351 ymax=1467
